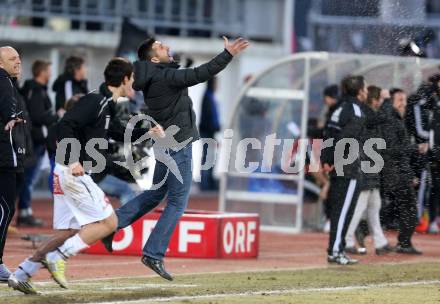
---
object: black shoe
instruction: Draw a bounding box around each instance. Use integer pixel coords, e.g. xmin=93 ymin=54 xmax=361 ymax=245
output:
xmin=375 ymin=244 xmax=394 ymax=256
xmin=16 ymin=215 xmax=44 ymax=227
xmin=141 ymin=256 xmax=173 ymax=281
xmin=395 ymin=245 xmax=422 ymax=255
xmin=101 ymin=232 xmax=115 ymax=253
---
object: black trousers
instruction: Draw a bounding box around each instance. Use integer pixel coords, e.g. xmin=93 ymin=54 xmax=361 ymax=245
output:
xmin=327 ymin=177 xmax=360 ymax=256
xmin=0 ymin=171 xmax=18 ymax=263
xmin=382 ymin=183 xmax=417 ymax=247
xmin=429 ymin=160 xmax=440 ymax=223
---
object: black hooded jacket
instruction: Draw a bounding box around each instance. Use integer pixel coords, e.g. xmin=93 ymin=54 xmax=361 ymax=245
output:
xmin=52 ymin=73 xmax=88 ymax=111
xmin=21 ymin=79 xmax=58 ymax=145
xmin=380 ymin=99 xmax=417 ymax=189
xmin=132 ymin=49 xmax=233 ymax=146
xmin=0 ymin=68 xmax=29 ymax=171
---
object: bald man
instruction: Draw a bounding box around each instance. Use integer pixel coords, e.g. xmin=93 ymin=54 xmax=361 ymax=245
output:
xmin=0 ymin=46 xmax=28 ymax=282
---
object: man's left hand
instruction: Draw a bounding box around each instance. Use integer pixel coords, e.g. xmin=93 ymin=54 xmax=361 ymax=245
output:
xmin=148 ymin=125 xmax=165 ymax=138
xmin=4 ymin=118 xmax=24 ymax=131
xmin=223 ymin=36 xmax=250 ymax=56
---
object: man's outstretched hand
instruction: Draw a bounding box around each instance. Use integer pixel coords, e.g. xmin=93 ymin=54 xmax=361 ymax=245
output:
xmin=223 ymin=36 xmax=250 ymax=56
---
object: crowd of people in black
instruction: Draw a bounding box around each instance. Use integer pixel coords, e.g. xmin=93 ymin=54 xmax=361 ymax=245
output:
xmin=313 ymin=74 xmax=440 ymax=265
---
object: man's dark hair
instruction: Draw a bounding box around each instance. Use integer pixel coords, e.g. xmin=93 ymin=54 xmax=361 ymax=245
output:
xmin=389 ymin=87 xmax=405 ymax=100
xmin=64 ymin=56 xmax=85 ymax=76
xmin=104 ymin=57 xmax=133 ymax=87
xmin=341 ymin=75 xmax=365 ymax=97
xmin=366 ymin=85 xmax=381 ymax=106
xmin=323 ymin=84 xmax=338 ymax=99
xmin=137 ymin=38 xmax=156 ymax=61
xmin=32 ymin=60 xmax=51 ymax=78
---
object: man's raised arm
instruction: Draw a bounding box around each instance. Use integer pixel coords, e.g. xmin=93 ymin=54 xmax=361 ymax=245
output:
xmin=163 ymin=37 xmax=249 ymax=88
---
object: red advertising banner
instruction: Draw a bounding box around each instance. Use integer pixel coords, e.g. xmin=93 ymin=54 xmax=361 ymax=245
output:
xmin=84 ymin=210 xmax=259 ymax=259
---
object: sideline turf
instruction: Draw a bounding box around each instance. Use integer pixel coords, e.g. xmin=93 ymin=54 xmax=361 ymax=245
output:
xmin=1 ymin=262 xmax=439 ymax=304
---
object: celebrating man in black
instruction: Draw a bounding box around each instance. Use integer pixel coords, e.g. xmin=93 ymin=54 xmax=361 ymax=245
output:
xmin=103 ymin=37 xmax=249 ymax=280
xmin=380 ymin=89 xmax=422 ymax=254
xmin=0 ymin=46 xmax=28 ymax=281
xmin=321 ymin=75 xmax=367 ymax=265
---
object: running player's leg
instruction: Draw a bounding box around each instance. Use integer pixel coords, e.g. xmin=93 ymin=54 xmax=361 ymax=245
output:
xmin=9 ymin=168 xmax=81 ymax=293
xmin=43 ymin=166 xmax=116 ymax=287
xmin=115 ymin=161 xmax=169 ymax=229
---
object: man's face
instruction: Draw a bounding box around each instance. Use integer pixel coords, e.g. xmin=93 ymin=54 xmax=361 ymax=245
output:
xmin=392 ymin=92 xmax=407 ymax=117
xmin=40 ymin=65 xmax=52 ymax=84
xmin=151 ymin=41 xmax=172 ymax=63
xmin=370 ymin=97 xmax=382 ymax=111
xmin=0 ymin=47 xmax=21 ymax=78
xmin=121 ymin=73 xmax=135 ymax=98
xmin=74 ymin=63 xmax=87 ymax=81
xmin=358 ymin=82 xmax=368 ymax=102
xmin=324 ymin=96 xmax=337 ymax=106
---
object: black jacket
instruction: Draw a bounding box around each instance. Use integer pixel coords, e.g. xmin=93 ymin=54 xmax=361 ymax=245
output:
xmin=380 ymin=100 xmax=417 ymax=190
xmin=359 ymin=104 xmax=383 ymax=191
xmin=21 ymin=79 xmax=58 ymax=145
xmin=406 ymin=94 xmax=431 ymax=145
xmin=0 ymin=68 xmax=29 ymax=171
xmin=321 ymin=96 xmax=366 ymax=179
xmin=430 ymin=95 xmax=440 ymax=161
xmin=52 ymin=73 xmax=88 ymax=111
xmin=56 ymin=84 xmax=147 ymax=182
xmin=405 ymin=92 xmax=431 ymax=175
xmin=132 ymin=49 xmax=233 ymax=146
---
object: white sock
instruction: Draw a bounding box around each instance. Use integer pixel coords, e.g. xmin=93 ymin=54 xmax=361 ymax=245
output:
xmin=19 ymin=209 xmax=28 ymax=217
xmin=14 ymin=258 xmax=42 ymax=281
xmin=53 ymin=234 xmax=89 ymax=259
xmin=27 ymin=207 xmax=33 ymax=216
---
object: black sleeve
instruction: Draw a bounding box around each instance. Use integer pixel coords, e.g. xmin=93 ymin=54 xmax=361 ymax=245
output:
xmin=55 ymin=89 xmax=66 ymax=111
xmin=320 ymin=104 xmax=355 ymax=166
xmin=57 ymin=96 xmax=98 ymax=142
xmin=0 ymin=78 xmax=17 ymax=122
xmin=26 ymin=89 xmax=58 ymax=127
xmin=162 ymin=50 xmax=233 ymax=88
xmin=108 ymin=116 xmax=150 ymax=143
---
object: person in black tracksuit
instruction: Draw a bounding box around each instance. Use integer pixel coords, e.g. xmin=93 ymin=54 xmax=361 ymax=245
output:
xmin=17 ymin=60 xmax=59 ymax=227
xmin=321 ymin=75 xmax=367 ymax=265
xmin=0 ymin=46 xmax=29 ymax=280
xmin=428 ymin=78 xmax=440 ymax=233
xmin=52 ymin=56 xmax=88 ymax=111
xmin=405 ymin=84 xmax=432 ymax=221
xmin=380 ymin=91 xmax=422 ymax=254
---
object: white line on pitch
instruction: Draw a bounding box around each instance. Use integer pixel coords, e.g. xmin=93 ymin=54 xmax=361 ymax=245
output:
xmin=83 ymin=280 xmax=440 ymax=304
